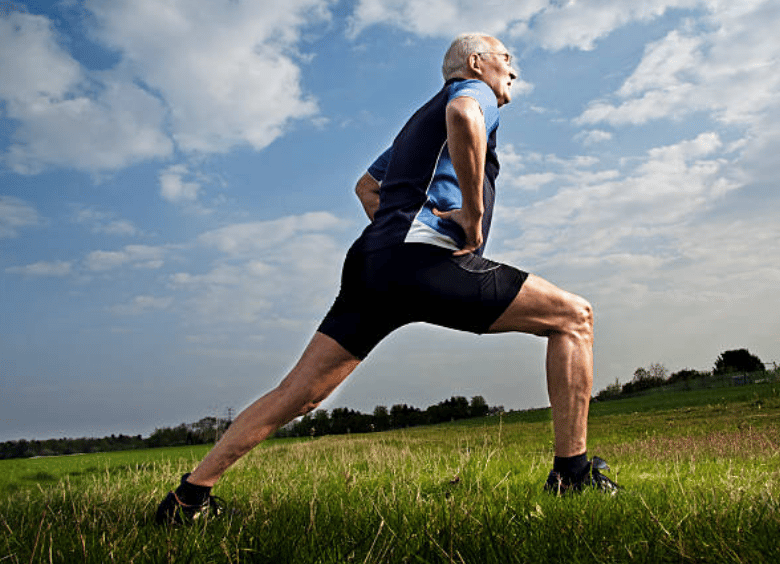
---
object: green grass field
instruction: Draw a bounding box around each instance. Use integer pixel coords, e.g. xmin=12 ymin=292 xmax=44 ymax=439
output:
xmin=2 ymin=381 xmax=779 ymax=563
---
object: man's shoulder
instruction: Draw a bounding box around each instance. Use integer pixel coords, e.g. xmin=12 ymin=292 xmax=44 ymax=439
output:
xmin=446 ymin=79 xmax=497 ymax=106
xmin=445 ymin=79 xmax=499 ymax=131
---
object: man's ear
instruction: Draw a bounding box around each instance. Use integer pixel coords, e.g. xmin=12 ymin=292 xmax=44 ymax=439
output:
xmin=466 ymin=52 xmax=483 ymax=77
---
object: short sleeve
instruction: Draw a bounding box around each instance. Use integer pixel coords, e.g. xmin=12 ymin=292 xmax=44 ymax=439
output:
xmin=367 ymin=147 xmax=393 ymax=183
xmin=446 ymin=79 xmax=499 ymax=134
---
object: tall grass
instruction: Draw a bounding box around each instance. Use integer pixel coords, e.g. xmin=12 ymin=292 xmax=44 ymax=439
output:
xmin=2 ymin=382 xmax=779 ymax=563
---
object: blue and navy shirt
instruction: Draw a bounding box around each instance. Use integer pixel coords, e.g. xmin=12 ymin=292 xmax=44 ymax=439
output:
xmin=356 ymin=78 xmax=500 ymax=257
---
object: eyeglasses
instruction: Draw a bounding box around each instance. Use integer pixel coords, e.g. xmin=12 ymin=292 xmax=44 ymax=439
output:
xmin=478 ymin=51 xmax=512 ymax=65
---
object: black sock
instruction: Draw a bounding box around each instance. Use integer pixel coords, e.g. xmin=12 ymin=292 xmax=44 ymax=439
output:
xmin=553 ymin=453 xmax=589 ymax=481
xmin=175 ymin=473 xmax=211 ymax=505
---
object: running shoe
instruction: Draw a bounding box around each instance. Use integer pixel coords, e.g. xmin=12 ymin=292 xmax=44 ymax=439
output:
xmin=544 ymin=456 xmax=620 ymax=495
xmin=155 ymin=475 xmax=225 ymax=525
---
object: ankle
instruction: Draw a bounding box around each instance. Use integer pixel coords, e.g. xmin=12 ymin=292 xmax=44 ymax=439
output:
xmin=175 ymin=473 xmax=212 ymax=505
xmin=553 ymin=452 xmax=589 ymax=482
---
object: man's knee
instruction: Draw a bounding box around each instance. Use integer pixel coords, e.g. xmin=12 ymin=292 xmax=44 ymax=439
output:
xmin=277 ymin=332 xmax=360 ymax=418
xmin=489 ymin=274 xmax=594 ymax=337
xmin=277 ymin=377 xmax=327 ymax=417
xmin=564 ymin=294 xmax=594 ymax=341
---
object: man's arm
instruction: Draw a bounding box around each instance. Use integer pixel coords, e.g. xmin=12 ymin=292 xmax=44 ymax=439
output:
xmin=433 ymin=96 xmax=487 ymax=255
xmin=355 ymin=172 xmax=381 ymax=221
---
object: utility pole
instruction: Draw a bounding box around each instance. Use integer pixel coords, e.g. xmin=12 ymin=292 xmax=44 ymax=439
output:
xmin=215 ymin=407 xmax=234 ymax=443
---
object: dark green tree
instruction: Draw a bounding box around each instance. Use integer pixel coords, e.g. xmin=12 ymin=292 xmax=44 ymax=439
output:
xmin=390 ymin=404 xmax=423 ymax=428
xmin=667 ymin=368 xmax=708 ymax=385
xmin=595 ymin=378 xmax=622 ymax=400
xmin=312 ymin=409 xmax=331 ymax=436
xmin=622 ymin=364 xmax=667 ymax=394
xmin=372 ymin=405 xmax=390 ymax=431
xmin=714 ymin=349 xmax=764 ymax=375
xmin=469 ymin=395 xmax=489 ymax=417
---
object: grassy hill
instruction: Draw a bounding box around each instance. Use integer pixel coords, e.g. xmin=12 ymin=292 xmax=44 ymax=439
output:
xmin=1 ymin=379 xmax=778 ymax=563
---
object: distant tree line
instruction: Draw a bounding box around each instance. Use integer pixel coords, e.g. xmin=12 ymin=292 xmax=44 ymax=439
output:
xmin=274 ymin=395 xmax=497 ymax=438
xmin=1 ymin=396 xmax=500 ymax=460
xmin=595 ymin=348 xmax=774 ymax=401
xmin=0 ymin=416 xmax=231 ymax=460
xmin=6 ymin=347 xmax=771 ymax=458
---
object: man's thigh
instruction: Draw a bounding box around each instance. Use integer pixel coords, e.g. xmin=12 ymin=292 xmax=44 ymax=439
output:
xmin=402 ymin=246 xmax=528 ymax=334
xmin=487 ymin=274 xmax=590 ymax=336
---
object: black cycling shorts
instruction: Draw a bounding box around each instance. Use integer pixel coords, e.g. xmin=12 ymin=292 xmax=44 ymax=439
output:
xmin=318 ymin=243 xmax=528 ymax=359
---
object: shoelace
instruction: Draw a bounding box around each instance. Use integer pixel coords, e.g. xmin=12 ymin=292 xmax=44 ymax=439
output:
xmin=172 ymin=491 xmax=226 ymax=516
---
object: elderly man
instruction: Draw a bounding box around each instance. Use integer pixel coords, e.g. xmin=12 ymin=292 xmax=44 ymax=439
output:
xmin=156 ymin=32 xmax=617 ymax=524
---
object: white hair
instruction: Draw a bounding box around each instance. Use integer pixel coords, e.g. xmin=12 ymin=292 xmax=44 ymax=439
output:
xmin=441 ymin=33 xmax=492 ymax=80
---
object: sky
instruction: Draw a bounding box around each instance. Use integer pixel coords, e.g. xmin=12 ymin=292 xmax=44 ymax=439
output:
xmin=1 ymin=0 xmax=779 ymax=442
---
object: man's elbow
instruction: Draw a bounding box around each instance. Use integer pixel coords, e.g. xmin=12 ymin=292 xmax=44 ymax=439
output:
xmin=355 ymin=173 xmax=379 ymax=199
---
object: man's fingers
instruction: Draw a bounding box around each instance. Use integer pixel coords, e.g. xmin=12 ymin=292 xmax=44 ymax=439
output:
xmin=431 ymin=207 xmax=482 ymax=254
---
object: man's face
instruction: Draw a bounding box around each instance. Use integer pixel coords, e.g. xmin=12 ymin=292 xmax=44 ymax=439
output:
xmin=476 ymin=38 xmax=517 ymax=107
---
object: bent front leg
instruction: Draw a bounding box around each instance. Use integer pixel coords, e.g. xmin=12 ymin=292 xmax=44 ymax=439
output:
xmin=187 ymin=332 xmax=360 ymax=487
xmin=489 ymin=274 xmax=594 ymax=457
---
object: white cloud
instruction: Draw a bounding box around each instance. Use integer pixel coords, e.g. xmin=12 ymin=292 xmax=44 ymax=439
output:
xmin=0 ymin=13 xmax=81 ymax=100
xmin=197 ymin=212 xmax=348 ymax=256
xmin=1 ymin=1 xmax=331 ymax=174
xmin=568 ymin=0 xmax=780 ymax=204
xmin=617 ymin=30 xmax=702 ymax=98
xmin=576 ymin=2 xmax=780 ymax=131
xmin=100 ymin=220 xmax=140 ymax=237
xmin=159 ymin=164 xmax=202 ymax=204
xmin=527 ymin=0 xmax=703 ymax=52
xmin=507 ymin=171 xmax=560 ymax=192
xmin=348 ymin=0 xmax=703 ymax=51
xmin=498 ymin=145 xmax=613 ymax=195
xmin=574 ymin=27 xmax=708 ymax=126
xmin=169 ymin=243 xmax=343 ymax=327
xmin=72 ymin=206 xmax=141 ymax=237
xmin=577 ymin=85 xmax=698 ymax=126
xmin=85 ymin=0 xmax=328 ymax=154
xmin=574 ymin=129 xmax=613 ymax=146
xmin=171 ymin=211 xmax=351 ymax=328
xmin=348 ymin=0 xmax=549 ymax=38
xmin=0 ymin=13 xmax=172 ymax=174
xmin=738 ymin=110 xmax=780 ymax=183
xmin=5 ymin=260 xmax=73 ymax=277
xmin=671 ymin=217 xmax=780 ymax=298
xmin=84 ymin=244 xmax=167 ymax=271
xmin=0 ymin=195 xmax=39 ymax=238
xmin=494 ymin=132 xmax=739 ymax=271
xmin=111 ymin=295 xmax=173 ymax=316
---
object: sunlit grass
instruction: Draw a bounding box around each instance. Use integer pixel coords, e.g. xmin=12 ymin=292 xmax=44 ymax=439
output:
xmin=1 ymin=382 xmax=778 ymax=563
